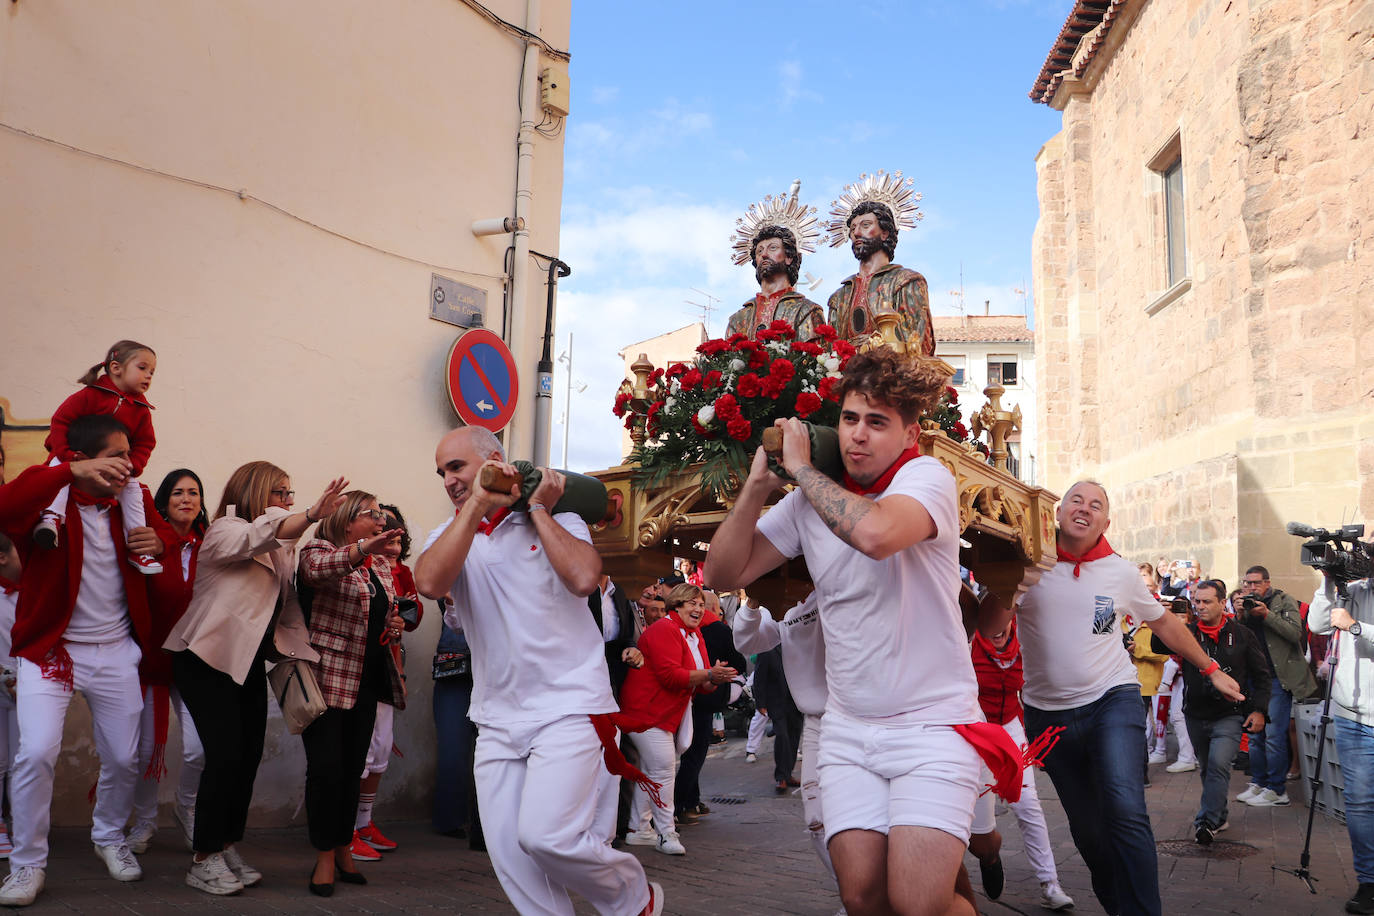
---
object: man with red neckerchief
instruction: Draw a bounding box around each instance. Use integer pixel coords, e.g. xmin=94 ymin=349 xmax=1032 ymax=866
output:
xmin=708 ymin=346 xmax=988 ymax=916
xmin=980 ymin=480 xmax=1243 ymax=916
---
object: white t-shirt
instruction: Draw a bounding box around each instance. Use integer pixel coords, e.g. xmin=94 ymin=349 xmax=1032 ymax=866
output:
xmin=1018 ymin=552 xmax=1166 ymax=710
xmin=732 ymin=593 xmax=828 ymax=716
xmin=67 ymin=505 xmax=132 ymax=643
xmin=758 ymin=457 xmax=980 ymax=724
xmin=423 ymin=510 xmax=617 ymax=728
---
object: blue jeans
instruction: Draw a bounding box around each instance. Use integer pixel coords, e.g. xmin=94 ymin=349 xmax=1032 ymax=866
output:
xmin=1026 ymin=684 xmax=1161 ymax=916
xmin=1184 ymin=715 xmax=1243 ymax=830
xmin=1248 ymin=677 xmax=1293 ymax=792
xmin=1334 ymin=716 xmax=1374 ymax=884
xmin=432 ymin=677 xmax=478 ymax=834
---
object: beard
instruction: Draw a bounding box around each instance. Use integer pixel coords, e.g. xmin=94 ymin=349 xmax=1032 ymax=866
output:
xmin=851 ymin=235 xmax=886 ymax=261
xmin=754 ymin=256 xmax=790 ymax=285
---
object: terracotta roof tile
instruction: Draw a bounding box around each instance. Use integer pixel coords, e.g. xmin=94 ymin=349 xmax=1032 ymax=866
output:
xmin=1030 ymin=0 xmax=1126 ymax=105
xmin=934 ymin=316 xmax=1034 ymax=343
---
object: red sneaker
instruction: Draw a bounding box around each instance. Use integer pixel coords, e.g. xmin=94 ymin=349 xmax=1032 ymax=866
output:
xmin=349 ymin=831 xmax=381 ymax=861
xmin=129 ymin=553 xmax=164 ymax=575
xmin=357 ymin=822 xmax=397 ymax=852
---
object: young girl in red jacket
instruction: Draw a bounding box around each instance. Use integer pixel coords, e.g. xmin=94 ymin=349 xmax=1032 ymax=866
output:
xmin=33 ymin=340 xmax=162 ymax=573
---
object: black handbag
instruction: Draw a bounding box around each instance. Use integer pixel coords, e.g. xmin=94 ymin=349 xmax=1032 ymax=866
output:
xmin=432 ymin=651 xmax=472 ymax=683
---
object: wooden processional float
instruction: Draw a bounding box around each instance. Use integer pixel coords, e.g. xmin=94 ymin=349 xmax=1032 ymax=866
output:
xmin=571 ymin=311 xmax=1062 ymax=619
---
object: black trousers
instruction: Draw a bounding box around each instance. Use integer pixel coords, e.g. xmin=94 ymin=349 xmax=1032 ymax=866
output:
xmin=172 ymin=649 xmax=267 ymax=854
xmin=674 ymin=702 xmax=715 ymax=814
xmin=302 ymin=684 xmax=378 ymax=851
xmin=771 ymin=699 xmax=804 ymax=783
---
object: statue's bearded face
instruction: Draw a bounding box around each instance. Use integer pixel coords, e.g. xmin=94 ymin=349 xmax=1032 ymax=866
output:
xmin=753 ymin=236 xmax=792 ymax=284
xmin=849 ymin=211 xmax=889 ymax=261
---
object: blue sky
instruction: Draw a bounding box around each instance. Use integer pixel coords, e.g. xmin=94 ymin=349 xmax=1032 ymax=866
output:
xmin=552 ymin=0 xmax=1069 ymax=472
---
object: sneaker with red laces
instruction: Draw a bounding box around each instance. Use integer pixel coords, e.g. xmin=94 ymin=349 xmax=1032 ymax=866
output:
xmin=129 ymin=553 xmax=163 ymax=575
xmin=349 ymin=831 xmax=381 ymax=861
xmin=358 ymin=821 xmax=397 ymax=852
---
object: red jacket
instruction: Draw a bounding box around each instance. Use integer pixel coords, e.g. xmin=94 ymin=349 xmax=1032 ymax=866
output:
xmin=614 ymin=616 xmax=710 ymax=734
xmin=971 ymin=623 xmax=1024 ymax=726
xmin=141 ymin=532 xmax=201 ymax=686
xmin=0 ymin=462 xmax=162 ymax=664
xmin=45 ymin=376 xmax=156 ymax=475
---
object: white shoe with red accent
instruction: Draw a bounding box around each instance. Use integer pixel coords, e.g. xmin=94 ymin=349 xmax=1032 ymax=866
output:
xmin=641 ymin=881 xmax=664 ymax=916
xmin=129 ymin=553 xmax=163 ymax=575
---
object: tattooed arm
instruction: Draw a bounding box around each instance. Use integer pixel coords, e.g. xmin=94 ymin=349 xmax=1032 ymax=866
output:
xmin=778 ymin=417 xmax=935 ymax=560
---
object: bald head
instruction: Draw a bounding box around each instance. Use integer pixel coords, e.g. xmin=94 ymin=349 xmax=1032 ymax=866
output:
xmin=435 ymin=426 xmax=505 ymax=509
xmin=1056 ymin=479 xmax=1112 ymax=552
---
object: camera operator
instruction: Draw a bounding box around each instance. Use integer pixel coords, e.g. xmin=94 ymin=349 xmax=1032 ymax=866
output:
xmin=1234 ymin=565 xmax=1319 ymax=808
xmin=1152 ymin=580 xmax=1269 ymax=845
xmin=1309 ymin=568 xmax=1374 ymax=914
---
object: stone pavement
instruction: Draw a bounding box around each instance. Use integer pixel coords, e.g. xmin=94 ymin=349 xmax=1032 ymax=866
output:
xmin=3 ymin=737 xmax=1359 ymax=914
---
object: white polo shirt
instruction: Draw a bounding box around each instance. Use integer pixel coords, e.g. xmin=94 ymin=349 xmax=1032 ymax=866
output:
xmin=424 ymin=510 xmax=617 ymax=728
xmin=1018 ymin=552 xmax=1166 ymax=710
xmin=758 ymin=457 xmax=980 ymax=725
xmin=66 ymin=504 xmax=132 ymax=644
xmin=732 ymin=594 xmax=828 ymax=716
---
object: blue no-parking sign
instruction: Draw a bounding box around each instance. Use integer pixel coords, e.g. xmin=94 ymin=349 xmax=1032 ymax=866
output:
xmin=446 ymin=329 xmax=519 ymax=432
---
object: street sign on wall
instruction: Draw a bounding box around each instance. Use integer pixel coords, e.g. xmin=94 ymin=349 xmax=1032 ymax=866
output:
xmin=446 ymin=329 xmax=519 ymax=432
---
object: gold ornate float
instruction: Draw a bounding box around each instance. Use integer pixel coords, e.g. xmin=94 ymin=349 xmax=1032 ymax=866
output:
xmin=588 ymin=313 xmax=1058 ymax=616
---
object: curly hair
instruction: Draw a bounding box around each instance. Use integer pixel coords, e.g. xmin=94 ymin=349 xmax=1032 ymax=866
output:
xmin=836 ymin=346 xmax=949 ymax=425
xmin=749 ymin=225 xmax=802 ymax=286
xmin=379 ymin=502 xmax=412 ymax=561
xmin=847 ymin=201 xmax=899 ymax=259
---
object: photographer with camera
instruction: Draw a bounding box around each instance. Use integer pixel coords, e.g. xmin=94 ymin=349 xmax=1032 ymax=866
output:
xmin=1152 ymin=580 xmax=1269 ymax=845
xmin=1309 ymin=561 xmax=1374 ymax=913
xmin=1235 ymin=565 xmax=1319 ymax=808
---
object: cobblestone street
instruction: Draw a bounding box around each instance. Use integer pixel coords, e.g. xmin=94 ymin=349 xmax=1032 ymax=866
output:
xmin=7 ymin=735 xmax=1359 ymax=914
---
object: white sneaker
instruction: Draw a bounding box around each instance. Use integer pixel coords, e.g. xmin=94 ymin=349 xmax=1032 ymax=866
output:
xmin=1166 ymin=759 xmax=1198 ymax=773
xmin=185 ymin=853 xmax=244 ymax=896
xmin=1148 ymin=751 xmax=1168 ymax=765
xmin=644 ymin=880 xmax=665 ymax=916
xmin=1247 ymin=788 xmax=1290 ymax=807
xmin=221 ymin=845 xmax=261 ymax=887
xmin=745 ymin=752 xmax=758 ymax=763
xmin=625 ymin=829 xmax=658 ymax=846
xmin=94 ymin=842 xmax=143 ymax=881
xmin=0 ymin=866 xmax=45 ymax=907
xmin=126 ymin=821 xmax=156 ymax=854
xmin=1039 ymin=879 xmax=1074 ymax=910
xmin=31 ymin=512 xmax=60 ymax=550
xmin=655 ymin=832 xmax=686 ymax=855
xmin=1235 ymin=783 xmax=1262 ymax=802
xmin=174 ymin=803 xmax=196 ymax=851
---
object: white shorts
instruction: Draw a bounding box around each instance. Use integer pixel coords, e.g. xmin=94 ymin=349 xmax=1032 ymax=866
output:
xmin=818 ymin=710 xmax=981 ymax=845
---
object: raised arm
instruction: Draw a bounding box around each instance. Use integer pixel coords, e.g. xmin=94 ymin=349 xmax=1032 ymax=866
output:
xmin=526 ymin=468 xmax=601 ymax=597
xmin=704 ymin=447 xmax=787 ymax=591
xmin=414 ymin=459 xmax=518 ymax=599
xmin=732 ymin=597 xmax=783 ymax=656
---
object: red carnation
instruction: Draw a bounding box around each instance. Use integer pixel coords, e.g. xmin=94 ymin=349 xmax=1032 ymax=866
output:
xmin=666 ymin=362 xmax=688 ymax=379
xmin=727 ymin=417 xmax=753 ymax=441
xmin=697 ymin=338 xmax=730 ymax=356
xmin=748 ymin=349 xmax=769 ymax=369
xmin=795 ymin=391 xmax=823 ymax=418
xmin=790 ymin=340 xmax=824 ymax=356
xmin=713 ymin=393 xmax=741 ymax=422
xmin=612 ymin=391 xmax=632 ymax=417
xmin=818 ymin=376 xmax=840 ymax=402
xmin=736 ymin=373 xmax=762 ymax=397
xmin=645 ymin=401 xmax=663 ymax=435
xmin=769 ymin=359 xmax=795 ymax=382
xmin=945 ymin=386 xmax=959 ymax=404
xmin=680 ymin=368 xmax=703 ymax=391
xmin=726 ymin=333 xmax=749 ymax=348
xmin=623 ymin=414 xmax=635 ymax=430
xmin=649 ymin=367 xmax=665 ymax=386
xmin=760 ymin=375 xmax=784 ymax=399
xmin=704 ymin=369 xmax=722 ymax=389
xmin=767 ymin=319 xmax=796 ymax=339
xmin=815 ymin=324 xmax=838 ymax=342
xmin=691 ymin=416 xmax=716 ymax=439
xmin=833 ymin=340 xmax=856 ymax=360
xmin=953 ymin=421 xmax=968 ymax=439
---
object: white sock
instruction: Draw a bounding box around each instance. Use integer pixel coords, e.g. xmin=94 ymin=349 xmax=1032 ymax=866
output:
xmin=356 ymin=792 xmax=376 ymax=831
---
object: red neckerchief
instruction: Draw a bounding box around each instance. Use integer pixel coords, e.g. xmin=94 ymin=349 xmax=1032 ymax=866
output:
xmin=842 ymin=443 xmax=921 ymax=495
xmin=973 ymin=620 xmax=1020 ymax=669
xmin=475 ymin=507 xmax=512 ymax=536
xmin=1056 ymin=535 xmax=1115 ymax=578
xmin=674 ymin=618 xmax=710 ymax=668
xmin=169 ymin=529 xmax=200 ymax=551
xmin=0 ymin=576 xmax=18 ymax=595
xmin=70 ymin=488 xmax=116 ymax=509
xmin=1196 ymin=618 xmax=1224 ymax=641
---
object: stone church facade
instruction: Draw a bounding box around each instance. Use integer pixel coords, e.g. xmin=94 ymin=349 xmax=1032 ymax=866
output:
xmin=1030 ymin=0 xmax=1373 ymax=592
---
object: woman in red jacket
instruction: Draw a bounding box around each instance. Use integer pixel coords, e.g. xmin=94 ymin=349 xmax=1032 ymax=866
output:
xmin=615 ymin=584 xmax=736 ymax=857
xmin=128 ymin=469 xmax=209 ymax=856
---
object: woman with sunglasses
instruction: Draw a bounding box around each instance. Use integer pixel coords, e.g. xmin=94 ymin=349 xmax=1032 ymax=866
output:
xmin=615 ymin=584 xmax=736 ymax=856
xmin=296 ymin=492 xmax=406 ymax=896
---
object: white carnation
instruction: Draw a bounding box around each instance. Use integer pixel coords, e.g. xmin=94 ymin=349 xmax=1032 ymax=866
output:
xmin=697 ymin=405 xmax=715 ymax=426
xmin=728 ymin=358 xmax=747 ymax=372
xmin=824 ymin=356 xmax=841 ymax=374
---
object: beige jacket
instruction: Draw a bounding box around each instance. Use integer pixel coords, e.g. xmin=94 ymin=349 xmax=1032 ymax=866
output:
xmin=163 ymin=505 xmax=319 ymax=684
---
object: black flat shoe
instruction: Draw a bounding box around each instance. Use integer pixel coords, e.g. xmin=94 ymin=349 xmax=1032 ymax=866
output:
xmin=337 ymin=869 xmax=367 ymax=886
xmin=309 ymin=870 xmax=334 ymax=897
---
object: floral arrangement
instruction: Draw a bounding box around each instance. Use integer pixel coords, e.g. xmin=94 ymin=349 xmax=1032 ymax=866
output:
xmin=614 ymin=320 xmax=855 ymax=497
xmin=928 ymin=386 xmax=990 ymax=457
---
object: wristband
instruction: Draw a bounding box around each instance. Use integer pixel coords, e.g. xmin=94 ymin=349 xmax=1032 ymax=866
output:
xmin=528 ymin=502 xmax=549 ymax=513
xmin=304 ymin=505 xmax=317 ymax=523
xmin=1201 ymin=660 xmax=1220 ymax=677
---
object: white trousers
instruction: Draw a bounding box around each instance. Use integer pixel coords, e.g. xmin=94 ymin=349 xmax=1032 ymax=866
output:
xmin=474 ymin=715 xmax=649 ymax=916
xmin=800 ymin=713 xmax=836 ymax=881
xmin=1002 ymin=717 xmax=1059 ymax=885
xmin=362 ymin=701 xmax=395 ymax=776
xmin=746 ymin=709 xmax=768 ymax=755
xmin=12 ymin=637 xmax=143 ymax=867
xmin=132 ymin=684 xmax=204 ymax=828
xmin=626 ymin=727 xmax=678 ymax=838
xmin=1169 ymin=686 xmax=1196 ymax=764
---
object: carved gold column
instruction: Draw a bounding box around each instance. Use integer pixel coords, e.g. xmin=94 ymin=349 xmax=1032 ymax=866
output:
xmin=971 ymin=383 xmax=1022 ymax=473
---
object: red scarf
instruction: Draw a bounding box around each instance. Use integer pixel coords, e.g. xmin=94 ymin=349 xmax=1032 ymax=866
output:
xmin=0 ymin=576 xmax=17 ymax=596
xmin=842 ymin=443 xmax=922 ymax=495
xmin=952 ymin=722 xmax=1064 ymax=804
xmin=70 ymin=488 xmax=116 ymax=509
xmin=1196 ymin=618 xmax=1224 ymax=642
xmin=674 ymin=618 xmax=710 ymax=668
xmin=972 ymin=620 xmax=1020 ymax=669
xmin=1056 ymin=535 xmax=1115 ymax=578
xmin=476 ymin=507 xmax=512 ymax=535
xmin=589 ymin=714 xmax=665 ymax=809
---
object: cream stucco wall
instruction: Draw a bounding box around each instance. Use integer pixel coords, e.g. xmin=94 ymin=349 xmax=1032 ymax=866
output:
xmin=936 ymin=335 xmax=1038 ymax=484
xmin=0 ymin=0 xmax=570 ymax=825
xmin=1031 ymin=0 xmax=1374 ymax=597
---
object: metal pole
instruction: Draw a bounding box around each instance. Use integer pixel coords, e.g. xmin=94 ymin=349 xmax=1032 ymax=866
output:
xmin=561 ymin=332 xmax=573 ymax=468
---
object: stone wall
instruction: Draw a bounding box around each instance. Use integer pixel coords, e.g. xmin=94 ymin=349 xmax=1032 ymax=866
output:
xmin=1031 ymin=0 xmax=1374 ymax=593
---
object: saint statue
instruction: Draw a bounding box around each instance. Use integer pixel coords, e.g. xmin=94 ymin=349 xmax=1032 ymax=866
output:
xmin=725 ymin=183 xmax=825 ymax=341
xmin=823 ymin=171 xmax=935 ymax=356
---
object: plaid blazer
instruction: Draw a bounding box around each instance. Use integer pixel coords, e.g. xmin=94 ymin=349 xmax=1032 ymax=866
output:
xmin=297 ymin=539 xmax=405 ymax=711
